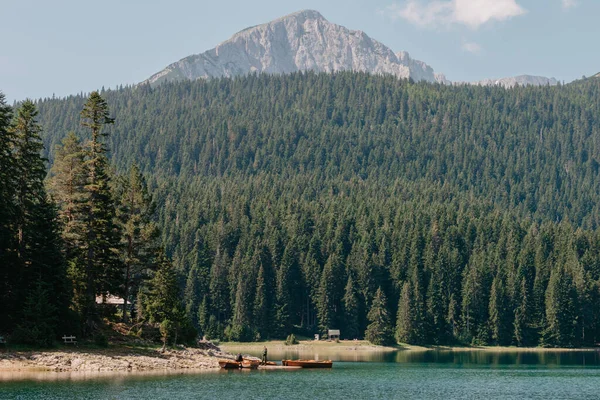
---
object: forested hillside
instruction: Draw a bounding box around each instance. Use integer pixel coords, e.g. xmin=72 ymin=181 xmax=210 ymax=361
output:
xmin=30 ymin=72 xmax=600 ymax=346
xmin=0 ymin=93 xmax=195 ymax=348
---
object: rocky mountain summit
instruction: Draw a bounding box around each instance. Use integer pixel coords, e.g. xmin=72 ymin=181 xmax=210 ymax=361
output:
xmin=144 ymin=10 xmax=564 ymax=89
xmin=472 ymin=75 xmax=559 ymax=88
xmin=144 ymin=10 xmax=447 ymax=86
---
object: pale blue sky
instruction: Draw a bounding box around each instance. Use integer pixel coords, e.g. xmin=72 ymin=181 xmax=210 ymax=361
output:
xmin=1 ymin=0 xmax=598 ymax=102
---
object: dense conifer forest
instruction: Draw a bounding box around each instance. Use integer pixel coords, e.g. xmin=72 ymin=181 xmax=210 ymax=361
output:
xmin=2 ymin=72 xmax=600 ymax=347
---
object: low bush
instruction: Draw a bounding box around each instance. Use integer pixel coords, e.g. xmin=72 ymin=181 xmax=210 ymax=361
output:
xmin=285 ymin=333 xmax=298 ymax=345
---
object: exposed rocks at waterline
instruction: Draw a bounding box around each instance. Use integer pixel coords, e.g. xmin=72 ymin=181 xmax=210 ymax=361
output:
xmin=0 ymin=346 xmax=228 ymax=372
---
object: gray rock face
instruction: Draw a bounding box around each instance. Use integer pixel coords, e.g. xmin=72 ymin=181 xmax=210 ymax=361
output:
xmin=144 ymin=10 xmax=444 ymax=86
xmin=471 ymin=75 xmax=559 ymax=88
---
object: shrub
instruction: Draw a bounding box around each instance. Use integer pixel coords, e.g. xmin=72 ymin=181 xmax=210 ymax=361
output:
xmin=285 ymin=334 xmax=298 ymax=345
xmin=225 ymin=323 xmax=254 ymax=342
xmin=94 ymin=333 xmax=109 ymax=348
xmin=179 ymin=319 xmax=198 ymax=346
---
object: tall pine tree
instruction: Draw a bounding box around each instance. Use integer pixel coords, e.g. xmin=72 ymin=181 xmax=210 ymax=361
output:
xmin=0 ymin=92 xmax=16 ymax=329
xmin=342 ymin=275 xmax=360 ymax=339
xmin=365 ymin=287 xmax=394 ymax=345
xmin=11 ymin=100 xmax=67 ymax=344
xmin=114 ymin=163 xmax=160 ymax=322
xmin=80 ymin=91 xmax=122 ymax=333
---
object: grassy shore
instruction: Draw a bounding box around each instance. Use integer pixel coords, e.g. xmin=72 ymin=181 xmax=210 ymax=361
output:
xmin=221 ymin=339 xmax=396 ymax=352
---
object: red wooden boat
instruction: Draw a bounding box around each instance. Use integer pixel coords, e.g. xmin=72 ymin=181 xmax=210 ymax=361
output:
xmin=282 ymin=359 xmax=333 ymax=368
xmin=219 ymin=360 xmax=240 ymax=369
xmin=241 ymin=357 xmax=277 ymax=367
xmin=241 ymin=359 xmax=259 ymax=369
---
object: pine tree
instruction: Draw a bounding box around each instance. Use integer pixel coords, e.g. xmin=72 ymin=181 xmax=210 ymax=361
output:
xmin=10 ymin=100 xmax=67 ymax=339
xmin=317 ymin=251 xmax=343 ymax=334
xmin=253 ymin=263 xmax=270 ymax=339
xmin=0 ymin=93 xmax=16 ymax=329
xmin=275 ymin=240 xmax=301 ymax=337
xmin=209 ymin=247 xmax=230 ymax=324
xmin=197 ymin=296 xmax=209 ymax=338
xmin=184 ymin=264 xmax=200 ymax=327
xmin=80 ymin=91 xmax=122 ymax=332
xmin=13 ymin=282 xmax=58 ymax=347
xmin=365 ymin=287 xmax=394 ymax=345
xmin=544 ymin=263 xmax=577 ymax=346
xmin=514 ymin=278 xmax=531 ymax=346
xmin=47 ymin=133 xmax=88 ymax=319
xmin=461 ymin=252 xmax=491 ymax=344
xmin=447 ymin=293 xmax=460 ymax=341
xmin=488 ymin=272 xmax=512 ymax=345
xmin=184 ymin=234 xmax=211 ymax=328
xmin=342 ymin=275 xmax=360 ymax=339
xmin=114 ymin=163 xmax=160 ymax=322
xmin=427 ymin=262 xmax=447 ymax=344
xmin=395 ymin=281 xmax=414 ymax=343
xmin=228 ymin=267 xmax=254 ymax=341
xmin=142 ymin=252 xmax=191 ymax=347
xmin=12 ymin=101 xmax=45 ymax=263
xmin=302 ymin=235 xmax=323 ymax=328
xmin=410 ymin=266 xmax=427 ymax=344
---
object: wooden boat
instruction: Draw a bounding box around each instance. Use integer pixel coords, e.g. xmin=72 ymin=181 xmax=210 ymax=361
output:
xmin=281 ymin=359 xmax=333 ymax=368
xmin=241 ymin=360 xmax=259 ymax=369
xmin=248 ymin=360 xmax=277 ymax=366
xmin=219 ymin=360 xmax=241 ymax=369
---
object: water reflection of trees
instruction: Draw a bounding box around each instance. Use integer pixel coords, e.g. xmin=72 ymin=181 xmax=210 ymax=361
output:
xmin=240 ymin=347 xmax=600 ymax=366
xmin=390 ymin=351 xmax=600 ymax=366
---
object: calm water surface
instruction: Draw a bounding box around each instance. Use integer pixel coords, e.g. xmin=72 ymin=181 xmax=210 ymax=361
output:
xmin=2 ymin=351 xmax=600 ymax=399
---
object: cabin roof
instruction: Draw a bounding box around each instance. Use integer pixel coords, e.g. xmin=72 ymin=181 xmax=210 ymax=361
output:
xmin=95 ymin=295 xmax=125 ymax=305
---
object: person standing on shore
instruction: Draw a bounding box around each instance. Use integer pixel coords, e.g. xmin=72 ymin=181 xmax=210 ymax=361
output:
xmin=262 ymin=346 xmax=268 ymax=365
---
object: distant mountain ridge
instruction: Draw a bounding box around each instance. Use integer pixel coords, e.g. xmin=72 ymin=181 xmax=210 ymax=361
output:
xmin=471 ymin=75 xmax=559 ymax=88
xmin=144 ymin=10 xmax=448 ymax=86
xmin=143 ymin=9 xmax=565 ymax=88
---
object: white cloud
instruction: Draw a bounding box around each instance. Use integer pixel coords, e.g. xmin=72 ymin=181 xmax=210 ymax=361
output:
xmin=462 ymin=41 xmax=481 ymax=53
xmin=385 ymin=0 xmax=527 ymax=29
xmin=561 ymin=0 xmax=577 ymax=10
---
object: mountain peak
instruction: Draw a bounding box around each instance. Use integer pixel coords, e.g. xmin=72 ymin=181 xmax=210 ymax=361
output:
xmin=233 ymin=10 xmax=326 ymax=35
xmin=143 ymin=10 xmax=444 ymax=86
xmin=279 ymin=9 xmax=326 ymax=22
xmin=231 ymin=9 xmax=326 ymax=38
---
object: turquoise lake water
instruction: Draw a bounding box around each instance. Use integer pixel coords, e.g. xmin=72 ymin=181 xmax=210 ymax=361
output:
xmin=2 ymin=351 xmax=600 ymax=399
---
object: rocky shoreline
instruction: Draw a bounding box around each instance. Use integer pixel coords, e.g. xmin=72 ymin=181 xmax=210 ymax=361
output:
xmin=0 ymin=346 xmax=230 ymax=373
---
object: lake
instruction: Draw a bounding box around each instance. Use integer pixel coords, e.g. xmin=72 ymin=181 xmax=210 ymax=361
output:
xmin=2 ymin=350 xmax=600 ymax=399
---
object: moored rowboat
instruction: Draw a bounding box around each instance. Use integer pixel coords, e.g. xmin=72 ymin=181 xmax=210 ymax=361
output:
xmin=281 ymin=359 xmax=333 ymax=368
xmin=242 ymin=357 xmax=277 ymax=367
xmin=241 ymin=360 xmax=259 ymax=369
xmin=219 ymin=360 xmax=241 ymax=369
